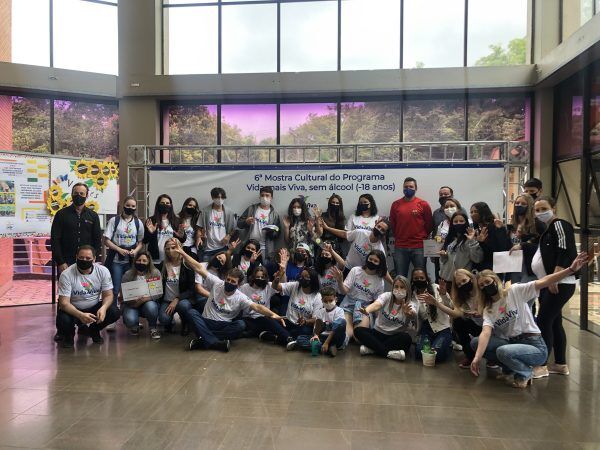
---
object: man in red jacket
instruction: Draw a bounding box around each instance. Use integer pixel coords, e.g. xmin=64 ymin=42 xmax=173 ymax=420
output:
xmin=389 ymin=177 xmax=433 ymax=277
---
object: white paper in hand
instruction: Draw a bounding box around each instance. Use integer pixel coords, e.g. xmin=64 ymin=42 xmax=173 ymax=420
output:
xmin=493 ymin=250 xmax=523 ymax=273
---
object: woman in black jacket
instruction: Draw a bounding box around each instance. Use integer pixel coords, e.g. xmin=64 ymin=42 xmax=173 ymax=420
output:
xmin=530 ymin=196 xmax=578 ymax=378
xmin=469 ymin=202 xmax=512 ymax=272
xmin=143 ymin=194 xmax=185 ymax=270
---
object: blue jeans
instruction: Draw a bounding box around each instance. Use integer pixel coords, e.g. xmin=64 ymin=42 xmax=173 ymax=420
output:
xmin=122 ymin=300 xmax=159 ymax=329
xmin=296 ymin=319 xmax=347 ymax=351
xmin=184 ymin=308 xmax=246 ymax=346
xmin=244 ymin=316 xmax=290 ymax=345
xmin=56 ymin=302 xmax=120 ymax=337
xmin=471 ymin=334 xmax=548 ymax=380
xmin=393 ymin=247 xmax=425 ymax=277
xmin=110 ymin=261 xmax=131 ymax=298
xmin=416 ymin=321 xmax=452 ymax=363
xmin=159 ymin=298 xmax=193 ymax=330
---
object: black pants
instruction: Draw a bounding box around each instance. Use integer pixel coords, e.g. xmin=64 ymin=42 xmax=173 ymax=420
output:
xmin=453 ymin=317 xmax=482 ymax=360
xmin=284 ymin=319 xmax=313 ymax=339
xmin=56 ymin=302 xmax=120 ymax=338
xmin=353 ymin=327 xmax=412 ymax=357
xmin=244 ymin=316 xmax=291 ymax=345
xmin=536 ymin=284 xmax=575 ymax=365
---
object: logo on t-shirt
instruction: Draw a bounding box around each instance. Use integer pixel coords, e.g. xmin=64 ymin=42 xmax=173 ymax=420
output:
xmin=362 ymin=279 xmax=371 ymax=288
xmin=81 ymin=281 xmax=92 ymax=289
xmin=353 ymin=280 xmax=377 ymax=299
xmin=291 ymin=298 xmax=311 ymax=316
xmin=211 ymin=297 xmax=231 ymax=313
xmin=382 ymin=309 xmax=411 ymax=326
xmin=494 ymin=308 xmax=519 ymax=329
xmin=72 ymin=280 xmax=100 ymax=297
xmin=251 ymin=293 xmax=263 ymax=304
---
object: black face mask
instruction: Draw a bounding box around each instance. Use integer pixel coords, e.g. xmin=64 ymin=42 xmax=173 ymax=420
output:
xmin=329 ymin=204 xmax=340 ymax=215
xmin=365 ymin=260 xmax=379 ymax=271
xmin=224 ymin=282 xmax=237 ymax=293
xmin=185 ymin=207 xmax=197 ymax=216
xmin=158 ymin=204 xmax=171 ymax=214
xmin=439 ymin=196 xmax=450 ymax=206
xmin=254 ymin=278 xmax=267 ymax=289
xmin=357 ymin=203 xmax=370 ymax=213
xmin=76 ymin=259 xmax=93 ymax=271
xmin=453 ymin=223 xmax=469 ymax=236
xmin=482 ymin=282 xmax=499 ymax=297
xmin=123 ymin=207 xmax=136 ymax=216
xmin=372 ymin=228 xmax=383 ymax=238
xmin=299 ymin=278 xmax=311 ymax=288
xmin=295 ymin=253 xmax=307 ymax=263
xmin=458 ymin=280 xmax=473 ymax=294
xmin=242 ymin=249 xmax=254 ymax=259
xmin=319 ymin=256 xmax=332 ymax=266
xmin=529 ymin=193 xmax=538 ymax=201
xmin=135 ymin=263 xmax=148 ymax=272
xmin=211 ymin=257 xmax=223 ymax=269
xmin=514 ymin=205 xmax=528 ymax=216
xmin=72 ymin=195 xmax=86 ymax=207
xmin=412 ymin=279 xmax=428 ymax=290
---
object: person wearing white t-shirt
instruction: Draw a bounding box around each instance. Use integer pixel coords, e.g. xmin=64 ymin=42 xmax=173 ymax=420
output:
xmin=470 ymin=251 xmax=589 ymax=388
xmin=176 ymin=197 xmax=201 ymax=257
xmin=197 ymin=188 xmax=237 ymax=262
xmin=174 ymin=243 xmax=285 ymax=352
xmin=333 ymin=250 xmax=386 ymax=341
xmin=143 ymin=194 xmax=185 ymax=269
xmin=354 ymin=275 xmax=417 ymax=361
xmin=314 ymin=243 xmax=345 ymax=303
xmin=345 ymin=194 xmax=380 ymax=232
xmin=292 ymin=288 xmax=347 ymax=357
xmin=56 ymin=245 xmax=118 ymax=348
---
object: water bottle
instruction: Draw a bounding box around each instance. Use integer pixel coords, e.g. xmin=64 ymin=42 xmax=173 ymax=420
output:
xmin=311 ymin=339 xmax=321 ymax=356
xmin=422 ymin=336 xmax=432 ymax=354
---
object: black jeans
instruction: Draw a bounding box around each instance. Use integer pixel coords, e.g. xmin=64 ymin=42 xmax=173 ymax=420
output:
xmin=353 ymin=327 xmax=412 ymax=357
xmin=536 ymin=284 xmax=576 ymax=365
xmin=453 ymin=317 xmax=482 ymax=360
xmin=244 ymin=316 xmax=291 ymax=345
xmin=56 ymin=302 xmax=120 ymax=338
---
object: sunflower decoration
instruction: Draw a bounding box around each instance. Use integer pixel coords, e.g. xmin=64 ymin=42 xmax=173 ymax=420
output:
xmin=73 ymin=160 xmax=91 ymax=179
xmin=108 ymin=162 xmax=118 ymax=179
xmin=88 ymin=161 xmax=101 ymax=179
xmin=48 ymin=185 xmax=63 ymax=199
xmin=85 ymin=199 xmax=100 ymax=213
xmin=100 ymin=162 xmax=111 ymax=178
xmin=93 ymin=174 xmax=108 ymax=191
xmin=46 ymin=196 xmax=67 ymax=216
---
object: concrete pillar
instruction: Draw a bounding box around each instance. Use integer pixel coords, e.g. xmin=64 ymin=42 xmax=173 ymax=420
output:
xmin=533 ymin=0 xmax=561 ymax=62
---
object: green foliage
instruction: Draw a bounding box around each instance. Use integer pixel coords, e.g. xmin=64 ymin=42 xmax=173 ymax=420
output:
xmin=475 ymin=37 xmax=527 ymax=66
xmin=11 ymin=97 xmax=51 ymax=153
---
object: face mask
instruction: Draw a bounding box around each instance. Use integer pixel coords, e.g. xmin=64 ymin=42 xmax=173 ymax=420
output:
xmin=72 ymin=195 xmax=86 ymax=207
xmin=185 ymin=207 xmax=197 ymax=216
xmin=158 ymin=204 xmax=171 ymax=214
xmin=514 ymin=205 xmax=528 ymax=216
xmin=242 ymin=249 xmax=254 ymax=259
xmin=254 ymin=278 xmax=267 ymax=289
xmin=365 ymin=260 xmax=379 ymax=271
xmin=213 ymin=198 xmax=224 ymax=207
xmin=329 ymin=204 xmax=340 ymax=214
xmin=135 ymin=262 xmax=147 ymax=272
xmin=458 ymin=280 xmax=473 ymax=294
xmin=535 ymin=210 xmax=554 ymax=224
xmin=482 ymin=282 xmax=499 ymax=297
xmin=403 ymin=188 xmax=416 ymax=198
xmin=211 ymin=257 xmax=223 ymax=269
xmin=292 ymin=208 xmax=302 ymax=217
xmin=439 ymin=196 xmax=450 ymax=206
xmin=260 ymin=196 xmax=271 ymax=207
xmin=393 ymin=289 xmax=407 ymax=299
xmin=319 ymin=256 xmax=332 ymax=265
xmin=123 ymin=207 xmax=136 ymax=216
xmin=444 ymin=207 xmax=457 ymax=218
xmin=453 ymin=223 xmax=468 ymax=235
xmin=76 ymin=259 xmax=93 ymax=271
xmin=372 ymin=228 xmax=383 ymax=238
xmin=412 ymin=279 xmax=427 ymax=290
xmin=357 ymin=203 xmax=370 ymax=213
xmin=224 ymin=282 xmax=237 ymax=293
xmin=295 ymin=253 xmax=307 ymax=263
xmin=324 ymin=302 xmax=336 ymax=311
xmin=299 ymin=278 xmax=311 ymax=288
xmin=529 ymin=192 xmax=538 ymax=201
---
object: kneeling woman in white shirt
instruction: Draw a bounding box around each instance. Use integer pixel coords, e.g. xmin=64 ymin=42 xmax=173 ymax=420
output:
xmin=470 ymin=251 xmax=589 ymax=388
xmin=353 ymin=275 xmax=417 ymax=362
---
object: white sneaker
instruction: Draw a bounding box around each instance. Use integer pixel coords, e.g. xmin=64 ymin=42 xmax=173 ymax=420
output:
xmin=286 ymin=340 xmax=297 ymax=351
xmin=105 ymin=323 xmax=116 ymax=332
xmin=150 ymin=329 xmax=161 ymax=340
xmin=360 ymin=345 xmax=374 ymax=356
xmin=452 ymin=341 xmax=463 ymax=351
xmin=386 ymin=350 xmax=406 ymax=361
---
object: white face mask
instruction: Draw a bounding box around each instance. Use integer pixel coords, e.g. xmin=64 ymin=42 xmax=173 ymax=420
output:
xmin=292 ymin=208 xmax=302 ymax=217
xmin=324 ymin=302 xmax=336 ymax=311
xmin=260 ymin=196 xmax=271 ymax=207
xmin=213 ymin=198 xmax=224 ymax=207
xmin=393 ymin=289 xmax=407 ymax=300
xmin=444 ymin=207 xmax=457 ymax=218
xmin=535 ymin=210 xmax=554 ymax=224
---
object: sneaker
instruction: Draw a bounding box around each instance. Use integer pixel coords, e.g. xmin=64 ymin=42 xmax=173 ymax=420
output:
xmin=532 ymin=365 xmax=549 ymax=379
xmin=90 ymin=328 xmax=104 ymax=344
xmin=486 ymin=362 xmax=500 ymax=370
xmin=150 ymin=329 xmax=161 ymax=340
xmin=259 ymin=331 xmax=278 ymax=344
xmin=496 ymin=372 xmax=515 ymax=383
xmin=458 ymin=359 xmax=472 ymax=369
xmin=60 ymin=337 xmax=74 ymax=349
xmin=286 ymin=340 xmax=297 ymax=351
xmin=328 ymin=346 xmax=338 ymax=357
xmin=360 ymin=345 xmax=374 ymax=356
xmin=129 ymin=327 xmax=139 ymax=336
xmin=53 ymin=332 xmax=64 ymax=342
xmin=452 ymin=341 xmax=463 ymax=351
xmin=209 ymin=340 xmax=231 ymax=353
xmin=548 ymin=363 xmax=570 ymax=376
xmin=105 ymin=322 xmax=116 ymax=332
xmin=189 ymin=338 xmax=203 ymax=351
xmin=387 ymin=350 xmax=406 ymax=361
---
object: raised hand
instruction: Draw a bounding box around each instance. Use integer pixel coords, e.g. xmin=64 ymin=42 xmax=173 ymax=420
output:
xmin=493 ymin=213 xmax=504 ymax=229
xmin=145 ymin=218 xmax=156 ymax=234
xmin=476 ymin=227 xmax=488 ymax=243
xmin=465 ymin=227 xmax=476 ymax=241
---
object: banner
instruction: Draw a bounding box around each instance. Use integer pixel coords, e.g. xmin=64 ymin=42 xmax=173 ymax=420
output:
xmin=0 ymin=155 xmax=51 ymax=237
xmin=148 ymin=164 xmax=505 ymax=221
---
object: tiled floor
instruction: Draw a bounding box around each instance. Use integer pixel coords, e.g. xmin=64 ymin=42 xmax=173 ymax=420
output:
xmin=0 ymin=305 xmax=599 ymax=450
xmin=0 ymin=280 xmax=52 ymax=307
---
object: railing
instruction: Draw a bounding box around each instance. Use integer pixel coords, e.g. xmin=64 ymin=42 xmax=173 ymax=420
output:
xmin=11 ymin=237 xmax=52 ymax=277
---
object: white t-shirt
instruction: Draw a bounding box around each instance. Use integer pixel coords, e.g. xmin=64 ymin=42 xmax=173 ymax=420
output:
xmin=193 ymin=262 xmax=209 ymax=289
xmin=416 ymin=285 xmax=452 ymax=333
xmin=345 ymin=229 xmax=386 ymax=269
xmin=202 ymin=272 xmax=253 ymax=322
xmin=343 ymin=266 xmax=384 ymax=303
xmin=104 ymin=216 xmax=143 ymax=262
xmin=163 ymin=265 xmax=180 ymax=302
xmin=58 ymin=263 xmax=113 ymax=310
xmin=156 ymin=220 xmax=174 ymax=264
xmin=280 ymin=281 xmax=323 ymax=325
xmin=239 ymin=283 xmax=277 ymax=319
xmin=250 ymin=206 xmax=271 ymax=252
xmin=436 ymin=220 xmax=450 ymax=241
xmin=346 ymin=214 xmax=379 ymax=232
xmin=238 ymin=256 xmax=252 ymax=275
xmin=531 ymin=247 xmax=575 ymax=285
xmin=318 ymin=266 xmax=341 ymax=294
xmin=314 ymin=306 xmax=345 ymax=335
xmin=374 ymin=292 xmax=418 ymax=335
xmin=482 ymin=281 xmax=541 ymax=340
xmin=181 ymin=218 xmax=196 ymax=248
xmin=206 ymin=208 xmax=227 ymax=251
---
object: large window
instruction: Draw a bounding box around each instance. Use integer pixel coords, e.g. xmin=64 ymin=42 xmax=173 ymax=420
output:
xmin=221 ymin=104 xmax=276 ymax=145
xmin=166 ymin=104 xmax=217 ymax=146
xmin=403 ymin=99 xmax=465 ymax=141
xmin=562 ymin=0 xmax=595 ymax=41
xmin=556 ymin=72 xmax=584 ymax=160
xmin=0 ymin=96 xmax=51 ymax=153
xmin=340 ymin=102 xmax=400 ymax=143
xmin=468 ymin=96 xmax=530 ymax=141
xmin=0 ymin=0 xmax=117 ymax=74
xmin=280 ymin=103 xmax=337 ymax=145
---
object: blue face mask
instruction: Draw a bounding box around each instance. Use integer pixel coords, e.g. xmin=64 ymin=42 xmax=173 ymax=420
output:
xmin=403 ymin=188 xmax=416 ymax=198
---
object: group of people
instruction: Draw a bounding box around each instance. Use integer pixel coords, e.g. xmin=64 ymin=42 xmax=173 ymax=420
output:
xmin=50 ymin=177 xmax=590 ymax=388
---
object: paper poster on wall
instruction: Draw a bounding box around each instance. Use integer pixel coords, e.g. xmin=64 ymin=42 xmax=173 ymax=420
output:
xmin=47 ymin=159 xmax=119 ymax=215
xmin=0 ymin=155 xmax=51 ymax=237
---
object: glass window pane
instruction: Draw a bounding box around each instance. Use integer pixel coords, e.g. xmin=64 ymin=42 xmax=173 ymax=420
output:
xmin=468 ymin=96 xmax=530 ymax=142
xmin=280 ymin=103 xmax=337 ymax=145
xmin=403 ymin=99 xmax=465 ymax=141
xmin=53 ymin=0 xmax=118 ymax=74
xmin=592 ymin=61 xmax=600 ymax=152
xmin=340 ymin=0 xmax=400 ymax=70
xmin=0 ymin=0 xmax=50 ymax=66
xmin=556 ymin=72 xmax=584 ymax=160
xmin=165 ymin=6 xmax=218 ymax=75
xmin=222 ymin=4 xmax=277 ymax=74
xmin=340 ymin=102 xmax=400 ymax=143
xmin=165 ymin=104 xmax=217 ymax=146
xmin=0 ymin=96 xmax=51 ymax=153
xmin=164 ymin=0 xmax=215 ymax=4
xmin=562 ymin=0 xmax=594 ymax=41
xmin=468 ymin=0 xmax=527 ymax=66
xmin=221 ymin=104 xmax=276 ymax=145
xmin=281 ymin=1 xmax=337 ymax=72
xmin=54 ymin=100 xmax=119 ymax=160
xmin=403 ymin=0 xmax=463 ymax=68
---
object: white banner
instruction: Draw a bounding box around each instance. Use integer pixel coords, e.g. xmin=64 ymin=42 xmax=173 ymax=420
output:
xmin=148 ymin=164 xmax=505 ymax=222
